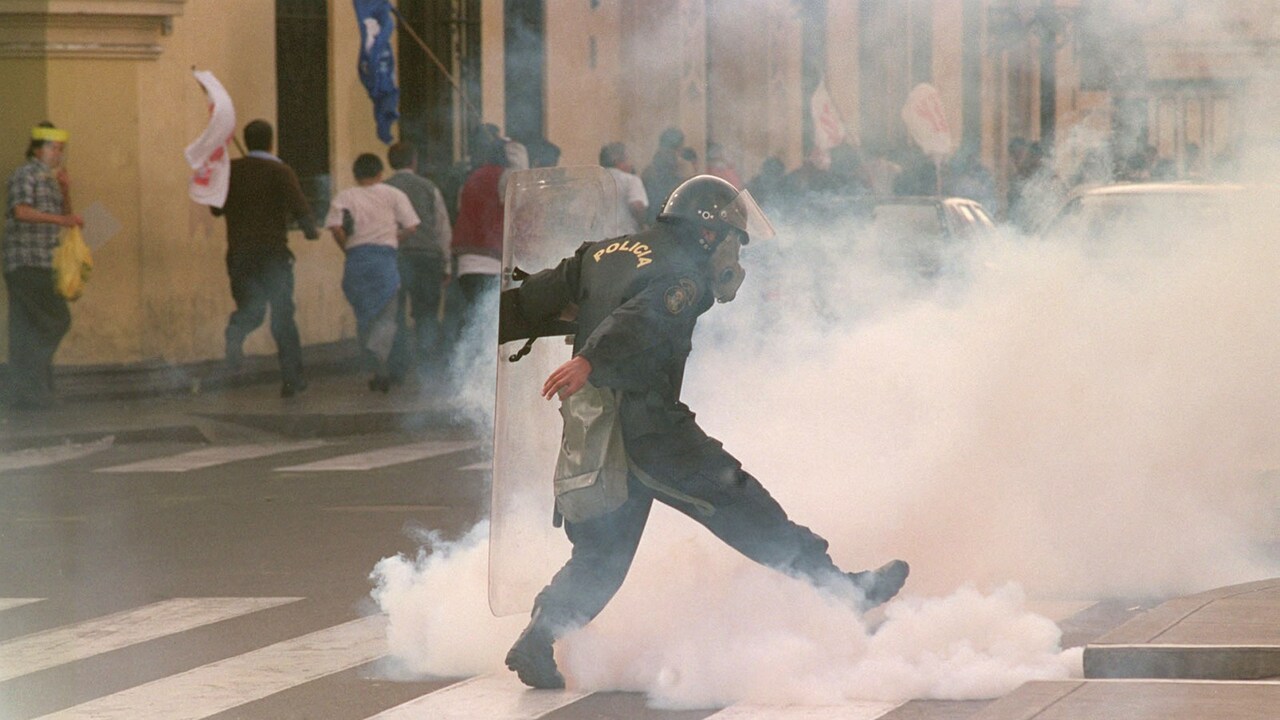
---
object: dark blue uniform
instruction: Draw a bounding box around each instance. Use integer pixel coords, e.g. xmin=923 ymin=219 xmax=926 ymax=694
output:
xmin=505 ymin=219 xmax=854 ymax=635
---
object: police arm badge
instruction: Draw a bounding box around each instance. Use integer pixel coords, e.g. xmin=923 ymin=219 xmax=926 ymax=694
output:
xmin=663 ymin=278 xmax=700 ymax=315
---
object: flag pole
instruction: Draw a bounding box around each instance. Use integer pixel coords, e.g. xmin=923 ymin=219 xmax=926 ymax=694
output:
xmin=388 ymin=5 xmax=482 ymax=124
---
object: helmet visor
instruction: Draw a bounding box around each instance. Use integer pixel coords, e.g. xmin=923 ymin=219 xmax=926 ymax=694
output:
xmin=718 ymin=189 xmax=776 ymax=242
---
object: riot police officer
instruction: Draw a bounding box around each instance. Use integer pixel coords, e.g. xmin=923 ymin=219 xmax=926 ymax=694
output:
xmin=499 ymin=175 xmax=909 ymax=690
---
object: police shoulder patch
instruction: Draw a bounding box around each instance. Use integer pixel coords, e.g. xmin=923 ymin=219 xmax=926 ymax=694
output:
xmin=663 ymin=277 xmax=700 ymax=315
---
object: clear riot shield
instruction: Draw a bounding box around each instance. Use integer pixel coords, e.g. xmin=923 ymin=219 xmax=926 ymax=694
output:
xmin=490 ymin=166 xmax=619 ymax=617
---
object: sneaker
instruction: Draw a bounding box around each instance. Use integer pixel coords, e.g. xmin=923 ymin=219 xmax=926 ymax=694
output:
xmin=849 ymin=559 xmax=910 ymax=611
xmin=280 ymin=379 xmax=308 ymax=398
xmin=505 ymin=625 xmax=564 ymax=690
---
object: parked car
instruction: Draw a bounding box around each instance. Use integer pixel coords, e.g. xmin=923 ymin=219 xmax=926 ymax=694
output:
xmin=850 ymin=195 xmax=996 ymax=278
xmin=1038 ymin=182 xmax=1249 ymax=245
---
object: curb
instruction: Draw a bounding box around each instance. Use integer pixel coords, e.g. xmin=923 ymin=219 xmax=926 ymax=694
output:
xmin=1084 ymin=578 xmax=1280 ymax=680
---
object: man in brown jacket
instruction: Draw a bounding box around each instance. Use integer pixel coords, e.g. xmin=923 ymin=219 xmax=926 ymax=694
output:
xmin=212 ymin=119 xmax=318 ymax=397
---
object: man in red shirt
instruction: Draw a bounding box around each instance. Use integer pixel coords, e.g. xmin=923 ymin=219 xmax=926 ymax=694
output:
xmin=451 ymin=125 xmax=510 ymax=335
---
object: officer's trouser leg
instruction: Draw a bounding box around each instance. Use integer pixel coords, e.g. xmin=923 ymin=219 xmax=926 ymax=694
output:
xmin=665 ymin=465 xmax=847 ymax=586
xmin=531 ymin=488 xmax=653 ymax=633
xmin=659 ymin=463 xmax=907 ymax=608
xmin=508 ymin=486 xmax=652 ymax=689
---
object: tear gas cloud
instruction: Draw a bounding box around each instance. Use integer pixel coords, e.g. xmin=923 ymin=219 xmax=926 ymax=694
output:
xmin=372 ymin=4 xmax=1280 ymax=709
xmin=372 ymin=187 xmax=1278 ymax=704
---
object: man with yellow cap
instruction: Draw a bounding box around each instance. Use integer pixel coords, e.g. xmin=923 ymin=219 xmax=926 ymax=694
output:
xmin=4 ymin=122 xmax=82 ymax=409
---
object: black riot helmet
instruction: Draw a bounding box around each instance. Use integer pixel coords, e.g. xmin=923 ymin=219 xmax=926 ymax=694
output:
xmin=659 ymin=174 xmax=776 ymax=245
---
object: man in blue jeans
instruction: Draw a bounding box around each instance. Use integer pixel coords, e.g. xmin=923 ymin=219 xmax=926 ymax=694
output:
xmin=383 ymin=142 xmax=451 ymax=382
xmin=212 ymin=120 xmax=318 ymax=398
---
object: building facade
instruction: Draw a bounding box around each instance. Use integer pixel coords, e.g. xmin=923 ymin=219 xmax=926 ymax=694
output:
xmin=1 ymin=0 xmax=1276 ymax=368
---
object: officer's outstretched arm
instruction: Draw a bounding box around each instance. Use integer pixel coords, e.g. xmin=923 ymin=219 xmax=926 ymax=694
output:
xmin=498 ymin=251 xmax=584 ymax=344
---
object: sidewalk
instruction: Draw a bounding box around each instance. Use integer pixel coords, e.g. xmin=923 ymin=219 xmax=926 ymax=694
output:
xmin=0 ymin=344 xmax=473 ymax=450
xmin=974 ymin=578 xmax=1280 ymax=719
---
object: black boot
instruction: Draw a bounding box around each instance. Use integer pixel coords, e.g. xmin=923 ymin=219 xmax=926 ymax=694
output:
xmin=849 ymin=559 xmax=910 ymax=611
xmin=505 ymin=620 xmax=564 ymax=689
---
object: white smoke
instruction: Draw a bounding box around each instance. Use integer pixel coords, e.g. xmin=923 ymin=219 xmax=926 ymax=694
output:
xmin=371 ymin=3 xmax=1280 ymax=707
xmin=370 ymin=194 xmax=1279 ymax=705
xmin=370 ymin=522 xmax=524 ymax=678
xmin=372 ymin=510 xmax=1081 ymax=707
xmin=693 ymin=207 xmax=1280 ymax=601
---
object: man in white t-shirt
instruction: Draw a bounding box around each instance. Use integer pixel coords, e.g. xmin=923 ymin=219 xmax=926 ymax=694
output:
xmin=325 ymin=153 xmax=419 ymax=391
xmin=599 ymin=142 xmax=648 ymax=237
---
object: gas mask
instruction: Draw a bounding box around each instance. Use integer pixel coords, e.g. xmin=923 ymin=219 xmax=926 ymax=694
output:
xmin=710 ymin=231 xmax=746 ymax=303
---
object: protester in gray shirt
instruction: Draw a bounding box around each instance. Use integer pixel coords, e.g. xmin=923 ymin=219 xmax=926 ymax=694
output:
xmin=383 ymin=143 xmax=452 ymax=382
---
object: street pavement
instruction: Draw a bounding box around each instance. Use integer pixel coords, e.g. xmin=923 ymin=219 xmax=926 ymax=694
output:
xmin=0 ymin=359 xmax=1277 ymax=719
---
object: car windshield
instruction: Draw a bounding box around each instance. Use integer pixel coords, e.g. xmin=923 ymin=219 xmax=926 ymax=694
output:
xmin=1041 ymin=191 xmax=1236 ymax=244
xmin=866 ymin=204 xmax=942 ymax=244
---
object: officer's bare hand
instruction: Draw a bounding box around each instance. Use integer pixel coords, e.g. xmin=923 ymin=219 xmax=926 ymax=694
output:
xmin=542 ymin=356 xmax=592 ymax=400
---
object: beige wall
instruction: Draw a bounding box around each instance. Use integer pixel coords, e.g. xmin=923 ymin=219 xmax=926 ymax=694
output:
xmin=51 ymin=58 xmax=144 ymax=364
xmin=932 ymin=0 xmax=964 ymax=152
xmin=480 ymin=0 xmax=505 ymax=136
xmin=546 ymin=0 xmax=624 ymax=167
xmin=827 ymin=2 xmax=859 ymax=148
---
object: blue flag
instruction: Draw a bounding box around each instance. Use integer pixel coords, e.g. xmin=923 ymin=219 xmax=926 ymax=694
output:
xmin=354 ymin=0 xmax=399 ymax=144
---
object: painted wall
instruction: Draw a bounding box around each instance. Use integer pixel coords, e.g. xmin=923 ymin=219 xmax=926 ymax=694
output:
xmin=708 ymin=0 xmax=802 ymax=182
xmin=827 ymin=1 xmax=861 ymax=148
xmin=481 ymin=0 xmax=505 ymax=136
xmin=546 ymin=0 xmax=625 ymax=167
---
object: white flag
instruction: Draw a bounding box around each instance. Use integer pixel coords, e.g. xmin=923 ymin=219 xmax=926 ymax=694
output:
xmin=185 ymin=70 xmax=236 ymax=207
xmin=901 ymin=83 xmax=953 ymax=158
xmin=810 ymin=79 xmax=848 ymax=159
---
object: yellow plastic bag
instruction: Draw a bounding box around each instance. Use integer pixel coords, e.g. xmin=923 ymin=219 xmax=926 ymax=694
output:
xmin=53 ymin=225 xmax=93 ymax=301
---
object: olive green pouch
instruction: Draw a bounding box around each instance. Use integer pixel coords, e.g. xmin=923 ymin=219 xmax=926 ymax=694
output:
xmin=553 ymin=382 xmax=629 ymax=523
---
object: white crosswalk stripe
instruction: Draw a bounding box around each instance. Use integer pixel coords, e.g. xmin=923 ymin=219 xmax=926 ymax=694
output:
xmin=0 ymin=595 xmax=1108 ymax=719
xmin=0 ymin=597 xmax=43 ymax=612
xmin=275 ymin=440 xmax=480 ymax=472
xmin=458 ymin=461 xmax=491 ymax=471
xmin=0 ymin=597 xmax=301 ymax=683
xmin=0 ymin=436 xmax=114 ymax=473
xmin=706 ymin=701 xmax=905 ymax=719
xmin=95 ymin=440 xmax=330 ymax=473
xmin=370 ymin=673 xmax=588 ymax=719
xmin=32 ymin=614 xmax=387 ymax=720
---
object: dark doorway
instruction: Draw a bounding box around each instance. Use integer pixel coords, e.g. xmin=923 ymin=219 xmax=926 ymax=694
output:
xmin=275 ymin=0 xmax=331 ymax=219
xmin=397 ymin=0 xmax=482 ymax=213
